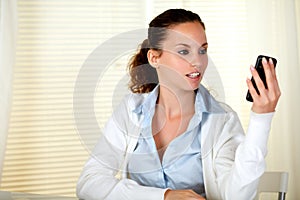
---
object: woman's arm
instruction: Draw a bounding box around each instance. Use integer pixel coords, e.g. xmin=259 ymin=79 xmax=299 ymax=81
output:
xmin=212 ymin=57 xmax=280 ymax=199
xmin=212 ymin=111 xmax=274 ymax=200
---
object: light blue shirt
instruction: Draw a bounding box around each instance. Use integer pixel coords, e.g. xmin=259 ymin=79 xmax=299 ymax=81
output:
xmin=127 ymin=85 xmax=216 ymax=196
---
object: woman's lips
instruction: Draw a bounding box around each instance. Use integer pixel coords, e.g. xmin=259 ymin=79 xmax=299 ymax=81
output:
xmin=186 ymin=72 xmax=200 ymax=79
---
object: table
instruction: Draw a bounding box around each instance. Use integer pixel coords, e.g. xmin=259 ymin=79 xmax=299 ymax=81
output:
xmin=0 ymin=190 xmax=78 ymax=200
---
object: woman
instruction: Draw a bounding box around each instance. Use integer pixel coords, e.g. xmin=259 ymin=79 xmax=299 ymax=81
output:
xmin=76 ymin=9 xmax=281 ymax=200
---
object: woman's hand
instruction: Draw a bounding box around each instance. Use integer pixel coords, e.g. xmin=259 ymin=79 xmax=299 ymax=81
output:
xmin=164 ymin=189 xmax=206 ymax=200
xmin=246 ymin=57 xmax=281 ymax=113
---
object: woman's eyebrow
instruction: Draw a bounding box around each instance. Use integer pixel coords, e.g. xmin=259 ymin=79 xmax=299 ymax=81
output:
xmin=201 ymin=42 xmax=208 ymax=47
xmin=175 ymin=43 xmax=191 ymax=48
xmin=175 ymin=42 xmax=208 ymax=48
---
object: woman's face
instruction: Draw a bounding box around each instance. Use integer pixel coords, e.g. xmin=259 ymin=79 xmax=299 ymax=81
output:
xmin=156 ymin=22 xmax=208 ymax=91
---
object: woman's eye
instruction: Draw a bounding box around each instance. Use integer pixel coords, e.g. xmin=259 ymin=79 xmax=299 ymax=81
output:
xmin=178 ymin=49 xmax=189 ymax=55
xmin=199 ymin=48 xmax=207 ymax=54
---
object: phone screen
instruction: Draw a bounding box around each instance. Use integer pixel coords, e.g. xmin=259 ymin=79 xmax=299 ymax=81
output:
xmin=246 ymin=55 xmax=277 ymax=102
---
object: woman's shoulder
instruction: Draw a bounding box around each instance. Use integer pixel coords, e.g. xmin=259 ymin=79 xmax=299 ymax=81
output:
xmin=121 ymin=92 xmax=150 ymax=109
xmin=112 ymin=91 xmax=152 ymax=117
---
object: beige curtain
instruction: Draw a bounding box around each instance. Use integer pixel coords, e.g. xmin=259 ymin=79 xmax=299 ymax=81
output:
xmin=0 ymin=0 xmax=17 ymax=183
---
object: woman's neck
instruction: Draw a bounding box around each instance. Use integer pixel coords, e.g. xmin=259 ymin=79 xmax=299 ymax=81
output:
xmin=157 ymin=85 xmax=196 ymax=119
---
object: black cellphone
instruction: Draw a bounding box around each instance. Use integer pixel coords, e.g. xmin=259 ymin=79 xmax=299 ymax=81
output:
xmin=246 ymin=55 xmax=277 ymax=102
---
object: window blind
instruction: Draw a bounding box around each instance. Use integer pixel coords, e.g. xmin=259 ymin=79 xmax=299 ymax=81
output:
xmin=0 ymin=0 xmax=146 ymax=197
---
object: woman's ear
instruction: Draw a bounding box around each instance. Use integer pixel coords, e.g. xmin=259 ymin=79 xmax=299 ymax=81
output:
xmin=147 ymin=49 xmax=160 ymax=69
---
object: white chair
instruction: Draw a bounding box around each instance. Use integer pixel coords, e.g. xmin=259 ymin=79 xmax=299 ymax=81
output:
xmin=255 ymin=171 xmax=289 ymax=200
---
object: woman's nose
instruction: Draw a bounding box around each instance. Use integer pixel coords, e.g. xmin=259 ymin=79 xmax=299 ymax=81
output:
xmin=191 ymin=64 xmax=200 ymax=70
xmin=190 ymin=55 xmax=203 ymax=69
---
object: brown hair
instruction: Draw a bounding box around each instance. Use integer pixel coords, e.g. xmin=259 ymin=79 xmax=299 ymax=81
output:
xmin=128 ymin=9 xmax=205 ymax=93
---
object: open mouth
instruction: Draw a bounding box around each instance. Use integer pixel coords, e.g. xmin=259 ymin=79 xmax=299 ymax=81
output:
xmin=186 ymin=72 xmax=200 ymax=78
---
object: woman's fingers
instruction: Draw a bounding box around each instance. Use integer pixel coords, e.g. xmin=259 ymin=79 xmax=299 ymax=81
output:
xmin=264 ymin=58 xmax=281 ymax=100
xmin=247 ymin=64 xmax=264 ymax=100
xmin=246 ymin=72 xmax=259 ymax=100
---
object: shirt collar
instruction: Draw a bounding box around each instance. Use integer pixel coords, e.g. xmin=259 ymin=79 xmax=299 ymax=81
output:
xmin=132 ymin=85 xmax=159 ymax=115
xmin=195 ymin=85 xmax=226 ymax=115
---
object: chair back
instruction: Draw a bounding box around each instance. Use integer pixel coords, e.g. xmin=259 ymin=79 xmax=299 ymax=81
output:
xmin=255 ymin=171 xmax=289 ymax=200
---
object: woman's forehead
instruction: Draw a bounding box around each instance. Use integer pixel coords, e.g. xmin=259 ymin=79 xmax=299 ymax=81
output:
xmin=163 ymin=23 xmax=207 ymax=48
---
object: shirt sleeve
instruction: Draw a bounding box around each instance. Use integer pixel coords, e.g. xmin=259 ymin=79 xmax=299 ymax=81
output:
xmin=213 ymin=111 xmax=274 ymax=200
xmin=76 ymin=100 xmax=168 ymax=200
